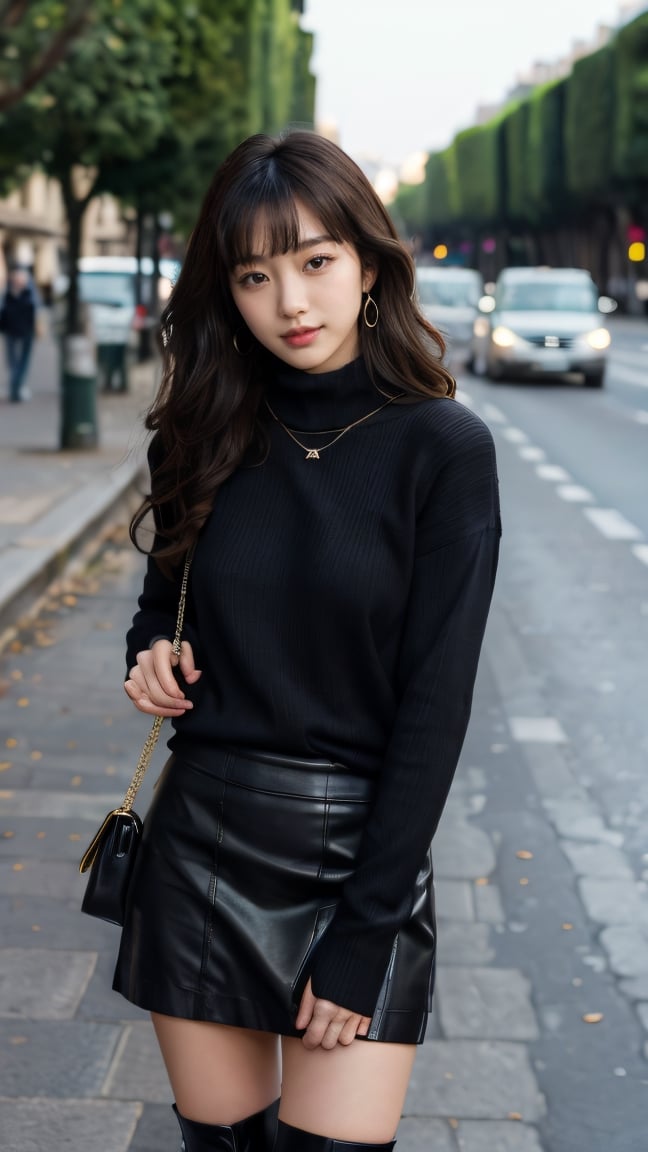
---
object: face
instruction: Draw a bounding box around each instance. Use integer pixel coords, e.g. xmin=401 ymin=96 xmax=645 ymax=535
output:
xmin=229 ymin=201 xmax=375 ymax=374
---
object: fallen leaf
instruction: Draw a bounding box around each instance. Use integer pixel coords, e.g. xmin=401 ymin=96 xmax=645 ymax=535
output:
xmin=9 ymin=1036 xmax=27 ymax=1045
xmin=562 ymin=923 xmax=574 ymax=931
xmin=12 ymin=862 xmax=24 ymax=871
xmin=68 ymin=833 xmax=81 ymax=842
xmin=62 ymin=594 xmax=77 ymax=607
xmin=2 ymin=831 xmax=15 ymax=839
xmin=16 ymin=698 xmax=30 ymax=708
xmin=6 ymin=738 xmax=17 ymax=748
xmin=0 ymin=762 xmax=11 ymax=772
xmin=519 ymin=878 xmax=529 ymax=886
xmin=582 ymin=1013 xmax=604 ymax=1024
xmin=9 ymin=641 xmax=23 ymax=653
xmin=34 ymin=632 xmax=56 ymax=648
xmin=475 ymin=877 xmax=489 ymax=886
xmin=516 ymin=850 xmax=534 ymax=860
xmin=70 ymin=776 xmax=82 ymax=786
xmin=0 ymin=681 xmax=9 ymax=699
xmin=448 ymin=1119 xmax=459 ymax=1130
xmin=36 ymin=832 xmax=46 ymax=840
xmin=508 ymin=1113 xmax=522 ymax=1121
xmin=66 ymin=741 xmax=78 ymax=750
xmin=30 ymin=751 xmax=42 ymax=761
xmin=31 ymin=925 xmax=41 ymax=932
xmin=10 ymin=670 xmax=23 ymax=681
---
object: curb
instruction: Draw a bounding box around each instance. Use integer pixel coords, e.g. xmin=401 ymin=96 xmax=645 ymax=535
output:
xmin=0 ymin=457 xmax=146 ymax=649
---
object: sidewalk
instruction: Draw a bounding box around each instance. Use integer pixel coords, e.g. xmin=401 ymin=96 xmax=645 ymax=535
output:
xmin=0 ymin=332 xmax=156 ymax=642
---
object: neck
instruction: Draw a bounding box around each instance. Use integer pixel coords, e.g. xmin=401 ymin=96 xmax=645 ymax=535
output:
xmin=266 ymin=356 xmax=389 ymax=431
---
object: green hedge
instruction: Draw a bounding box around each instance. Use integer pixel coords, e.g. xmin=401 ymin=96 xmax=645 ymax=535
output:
xmin=453 ymin=120 xmax=503 ymax=223
xmin=614 ymin=12 xmax=648 ymax=187
xmin=564 ymin=44 xmax=615 ymax=200
xmin=423 ymin=146 xmax=458 ymax=226
xmin=526 ymin=78 xmax=568 ymax=221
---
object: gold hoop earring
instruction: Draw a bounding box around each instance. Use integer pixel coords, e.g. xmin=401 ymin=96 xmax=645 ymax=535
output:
xmin=363 ymin=293 xmax=379 ymax=329
xmin=233 ymin=329 xmax=253 ymax=355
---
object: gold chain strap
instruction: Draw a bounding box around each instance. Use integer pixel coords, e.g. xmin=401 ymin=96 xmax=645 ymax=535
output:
xmin=120 ymin=543 xmax=195 ymax=813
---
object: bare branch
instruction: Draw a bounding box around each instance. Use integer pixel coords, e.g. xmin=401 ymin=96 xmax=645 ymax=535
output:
xmin=0 ymin=0 xmax=94 ymax=113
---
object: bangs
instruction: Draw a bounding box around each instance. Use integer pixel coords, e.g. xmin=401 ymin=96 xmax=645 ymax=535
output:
xmin=218 ymin=165 xmax=352 ymax=270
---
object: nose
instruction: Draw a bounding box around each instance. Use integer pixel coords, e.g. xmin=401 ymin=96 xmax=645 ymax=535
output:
xmin=277 ymin=272 xmax=308 ymax=319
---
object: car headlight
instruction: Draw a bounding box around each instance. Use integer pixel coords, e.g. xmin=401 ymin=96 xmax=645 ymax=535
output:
xmin=584 ymin=328 xmax=611 ymax=350
xmin=492 ymin=325 xmax=516 ymax=348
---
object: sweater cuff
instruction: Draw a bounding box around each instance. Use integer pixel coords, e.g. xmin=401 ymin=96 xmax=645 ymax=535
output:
xmin=308 ymin=923 xmax=397 ymax=1018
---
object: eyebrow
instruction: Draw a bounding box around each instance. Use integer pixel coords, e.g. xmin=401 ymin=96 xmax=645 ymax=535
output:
xmin=235 ymin=235 xmax=337 ymax=265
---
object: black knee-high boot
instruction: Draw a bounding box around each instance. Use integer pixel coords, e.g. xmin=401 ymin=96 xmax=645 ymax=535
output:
xmin=173 ymin=1100 xmax=278 ymax=1151
xmin=274 ymin=1120 xmax=396 ymax=1151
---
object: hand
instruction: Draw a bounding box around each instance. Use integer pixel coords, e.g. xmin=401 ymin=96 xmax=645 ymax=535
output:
xmin=295 ymin=978 xmax=371 ymax=1050
xmin=124 ymin=639 xmax=202 ymax=717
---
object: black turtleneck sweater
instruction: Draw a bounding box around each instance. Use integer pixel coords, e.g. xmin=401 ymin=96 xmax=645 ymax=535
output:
xmin=126 ymin=357 xmax=501 ymax=1016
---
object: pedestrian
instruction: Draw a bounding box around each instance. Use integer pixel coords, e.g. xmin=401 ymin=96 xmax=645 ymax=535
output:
xmin=0 ymin=265 xmax=39 ymax=402
xmin=115 ymin=131 xmax=501 ymax=1152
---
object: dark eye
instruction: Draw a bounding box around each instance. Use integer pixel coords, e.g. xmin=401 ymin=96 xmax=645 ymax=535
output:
xmin=306 ymin=255 xmax=332 ymax=272
xmin=239 ymin=271 xmax=267 ymax=286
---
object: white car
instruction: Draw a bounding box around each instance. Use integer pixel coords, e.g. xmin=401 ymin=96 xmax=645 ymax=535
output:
xmin=54 ymin=256 xmax=180 ymax=346
xmin=415 ymin=266 xmax=484 ymax=362
xmin=470 ymin=267 xmax=614 ymax=388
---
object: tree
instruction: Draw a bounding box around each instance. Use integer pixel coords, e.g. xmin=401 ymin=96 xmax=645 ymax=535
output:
xmin=0 ymin=0 xmax=93 ymax=112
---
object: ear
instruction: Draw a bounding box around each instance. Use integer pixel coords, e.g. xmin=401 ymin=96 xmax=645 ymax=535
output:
xmin=362 ymin=264 xmax=377 ymax=294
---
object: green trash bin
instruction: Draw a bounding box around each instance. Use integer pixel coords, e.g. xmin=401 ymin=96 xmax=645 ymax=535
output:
xmin=60 ymin=335 xmax=98 ymax=450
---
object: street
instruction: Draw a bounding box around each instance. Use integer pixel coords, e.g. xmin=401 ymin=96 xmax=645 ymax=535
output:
xmin=0 ymin=317 xmax=647 ymax=1151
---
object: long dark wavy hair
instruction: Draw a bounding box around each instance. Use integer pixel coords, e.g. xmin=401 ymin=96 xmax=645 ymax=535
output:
xmin=131 ymin=131 xmax=455 ymax=570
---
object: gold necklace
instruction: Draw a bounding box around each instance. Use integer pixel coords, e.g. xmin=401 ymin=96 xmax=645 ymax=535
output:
xmin=264 ymin=394 xmax=400 ymax=459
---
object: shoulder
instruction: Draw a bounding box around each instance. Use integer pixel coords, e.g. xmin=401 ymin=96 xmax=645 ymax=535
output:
xmin=397 ymin=395 xmax=496 ymax=471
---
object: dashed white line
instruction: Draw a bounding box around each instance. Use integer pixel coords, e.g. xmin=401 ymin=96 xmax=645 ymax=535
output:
xmin=455 ymin=388 xmax=473 ymax=408
xmin=633 ymin=410 xmax=648 ymax=424
xmin=583 ymin=508 xmax=643 ymax=541
xmin=631 ymin=544 xmax=648 ymax=567
xmin=557 ymin=485 xmax=595 ymax=503
xmin=509 ymin=717 xmax=568 ymax=744
xmin=518 ymin=445 xmax=546 ymax=462
xmin=502 ymin=427 xmax=529 ymax=444
xmin=536 ymin=464 xmax=572 ymax=482
xmin=482 ymin=403 xmax=507 ymax=424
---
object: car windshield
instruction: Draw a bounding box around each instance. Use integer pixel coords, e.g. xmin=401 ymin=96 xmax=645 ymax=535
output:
xmin=78 ymin=273 xmax=134 ymax=307
xmin=416 ymin=279 xmax=479 ymax=308
xmin=498 ymin=281 xmax=597 ymax=312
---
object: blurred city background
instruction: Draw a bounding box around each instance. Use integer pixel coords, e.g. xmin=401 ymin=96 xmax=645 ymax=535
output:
xmin=0 ymin=3 xmax=647 ymax=1151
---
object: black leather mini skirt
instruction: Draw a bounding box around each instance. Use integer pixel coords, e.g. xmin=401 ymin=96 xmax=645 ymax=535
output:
xmin=113 ymin=746 xmax=436 ymax=1044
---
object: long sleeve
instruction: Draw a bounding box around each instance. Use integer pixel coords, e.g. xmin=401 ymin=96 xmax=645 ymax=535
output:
xmin=310 ymin=421 xmax=501 ymax=1015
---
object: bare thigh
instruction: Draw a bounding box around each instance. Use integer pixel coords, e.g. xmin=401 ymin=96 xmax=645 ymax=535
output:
xmin=152 ymin=1013 xmax=281 ymax=1124
xmin=280 ymin=1036 xmax=416 ymax=1143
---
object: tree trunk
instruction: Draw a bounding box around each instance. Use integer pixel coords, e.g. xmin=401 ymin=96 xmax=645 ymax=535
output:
xmin=60 ymin=169 xmax=90 ymax=336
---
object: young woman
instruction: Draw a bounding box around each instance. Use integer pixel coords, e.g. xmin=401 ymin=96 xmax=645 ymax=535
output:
xmin=115 ymin=132 xmax=501 ymax=1152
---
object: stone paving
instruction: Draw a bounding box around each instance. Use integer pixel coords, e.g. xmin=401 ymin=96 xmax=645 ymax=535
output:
xmin=1 ymin=333 xmax=647 ymax=1150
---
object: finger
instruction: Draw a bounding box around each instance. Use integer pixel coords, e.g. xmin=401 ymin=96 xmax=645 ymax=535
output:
xmin=295 ymin=978 xmax=317 ymax=1031
xmin=150 ymin=643 xmax=189 ymax=699
xmin=318 ymin=1018 xmax=346 ymax=1051
xmin=123 ymin=679 xmax=188 ymax=717
xmin=356 ymin=1015 xmax=371 ymax=1038
xmin=338 ymin=1014 xmax=365 ymax=1046
xmin=178 ymin=641 xmax=202 ymax=683
xmin=301 ymin=999 xmax=342 ymax=1050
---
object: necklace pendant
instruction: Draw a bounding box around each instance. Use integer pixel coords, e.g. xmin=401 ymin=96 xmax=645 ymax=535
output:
xmin=305 ymin=449 xmax=320 ymax=460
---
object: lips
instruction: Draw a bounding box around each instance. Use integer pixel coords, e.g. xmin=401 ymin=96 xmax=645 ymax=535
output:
xmin=281 ymin=326 xmax=321 ymax=348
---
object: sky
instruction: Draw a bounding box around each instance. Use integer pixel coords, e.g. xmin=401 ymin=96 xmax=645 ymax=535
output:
xmin=302 ymin=0 xmax=645 ymax=178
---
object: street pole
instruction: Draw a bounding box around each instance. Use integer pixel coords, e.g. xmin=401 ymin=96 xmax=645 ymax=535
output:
xmin=60 ymin=333 xmax=98 ymax=449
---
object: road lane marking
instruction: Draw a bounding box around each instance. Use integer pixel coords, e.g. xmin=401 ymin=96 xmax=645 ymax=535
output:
xmin=455 ymin=387 xmax=473 ymax=407
xmin=633 ymin=410 xmax=648 ymax=424
xmin=609 ymin=363 xmax=648 ymax=389
xmin=509 ymin=717 xmax=568 ymax=743
xmin=518 ymin=446 xmax=546 ymax=462
xmin=631 ymin=544 xmax=648 ymax=567
xmin=583 ymin=508 xmax=643 ymax=541
xmin=482 ymin=403 xmax=507 ymax=424
xmin=502 ymin=427 xmax=529 ymax=443
xmin=557 ymin=485 xmax=595 ymax=503
xmin=536 ymin=464 xmax=572 ymax=482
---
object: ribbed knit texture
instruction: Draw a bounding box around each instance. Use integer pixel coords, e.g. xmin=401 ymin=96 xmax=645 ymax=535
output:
xmin=126 ymin=356 xmax=501 ymax=1016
